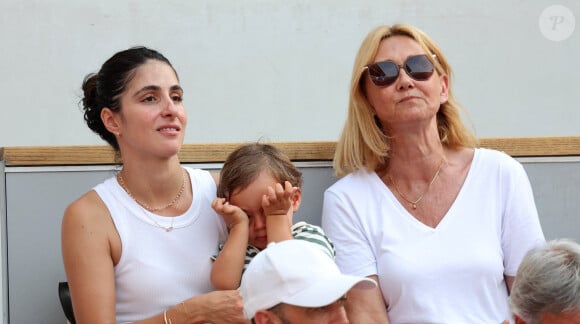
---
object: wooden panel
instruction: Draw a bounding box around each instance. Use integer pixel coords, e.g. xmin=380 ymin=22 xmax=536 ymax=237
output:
xmin=177 ymin=142 xmax=337 ymax=163
xmin=1 ymin=137 xmax=579 ymax=166
xmin=0 ymin=142 xmax=337 ymax=166
xmin=478 ymin=137 xmax=580 ymax=157
xmin=1 ymin=145 xmax=117 ymax=166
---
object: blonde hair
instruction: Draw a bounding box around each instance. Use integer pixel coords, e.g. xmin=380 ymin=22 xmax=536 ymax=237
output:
xmin=334 ymin=24 xmax=478 ymax=177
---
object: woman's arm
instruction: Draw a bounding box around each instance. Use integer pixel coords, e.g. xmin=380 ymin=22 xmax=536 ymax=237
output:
xmin=138 ymin=290 xmax=248 ymax=324
xmin=61 ymin=191 xmax=118 ymax=324
xmin=210 ymin=198 xmax=250 ymax=290
xmin=345 ymin=275 xmax=389 ymax=323
xmin=501 ymin=157 xmax=545 ymax=275
xmin=322 ymin=190 xmax=389 ymax=323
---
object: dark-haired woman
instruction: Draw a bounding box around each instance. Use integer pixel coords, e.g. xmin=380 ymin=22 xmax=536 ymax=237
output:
xmin=62 ymin=47 xmax=247 ymax=323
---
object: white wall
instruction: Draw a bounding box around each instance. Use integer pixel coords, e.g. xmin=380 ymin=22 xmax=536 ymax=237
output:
xmin=0 ymin=0 xmax=578 ymax=148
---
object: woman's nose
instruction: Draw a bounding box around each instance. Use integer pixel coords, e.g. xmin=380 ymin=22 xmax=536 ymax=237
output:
xmin=396 ymin=68 xmax=415 ymax=90
xmin=161 ymin=96 xmax=178 ymax=115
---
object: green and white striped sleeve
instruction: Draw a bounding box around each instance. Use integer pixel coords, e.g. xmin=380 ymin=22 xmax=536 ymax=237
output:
xmin=291 ymin=221 xmax=336 ymax=259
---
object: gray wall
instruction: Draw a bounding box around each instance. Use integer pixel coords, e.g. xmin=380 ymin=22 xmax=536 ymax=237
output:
xmin=0 ymin=0 xmax=579 ymax=148
xmin=0 ymin=164 xmax=6 ymax=323
xmin=1 ymin=159 xmax=579 ymax=323
xmin=524 ymin=159 xmax=580 ymax=240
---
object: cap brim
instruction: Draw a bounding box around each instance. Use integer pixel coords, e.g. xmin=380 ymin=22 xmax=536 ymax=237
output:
xmin=281 ymin=275 xmax=376 ymax=308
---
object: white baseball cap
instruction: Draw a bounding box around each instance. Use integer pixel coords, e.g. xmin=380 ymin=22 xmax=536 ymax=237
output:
xmin=239 ymin=240 xmax=377 ymax=319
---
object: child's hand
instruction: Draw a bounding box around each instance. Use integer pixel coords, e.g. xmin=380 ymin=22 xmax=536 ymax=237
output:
xmin=262 ymin=181 xmax=298 ymax=217
xmin=212 ymin=198 xmax=249 ymax=229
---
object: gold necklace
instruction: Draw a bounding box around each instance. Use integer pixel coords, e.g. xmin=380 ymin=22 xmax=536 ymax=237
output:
xmin=141 ymin=208 xmax=176 ymax=232
xmin=388 ymin=158 xmax=444 ymax=210
xmin=117 ymin=168 xmax=187 ymax=212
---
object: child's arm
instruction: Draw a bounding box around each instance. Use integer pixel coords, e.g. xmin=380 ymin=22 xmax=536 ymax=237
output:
xmin=262 ymin=181 xmax=296 ymax=243
xmin=210 ymin=198 xmax=249 ymax=290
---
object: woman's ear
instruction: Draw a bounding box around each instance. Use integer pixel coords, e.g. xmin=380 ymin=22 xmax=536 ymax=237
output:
xmin=291 ymin=188 xmax=302 ymax=212
xmin=439 ymin=75 xmax=449 ymax=104
xmin=101 ymin=108 xmax=121 ymax=136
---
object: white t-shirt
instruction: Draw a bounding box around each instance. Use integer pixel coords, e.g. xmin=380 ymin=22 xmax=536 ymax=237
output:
xmin=94 ymin=167 xmax=228 ymax=324
xmin=322 ymin=148 xmax=545 ymax=323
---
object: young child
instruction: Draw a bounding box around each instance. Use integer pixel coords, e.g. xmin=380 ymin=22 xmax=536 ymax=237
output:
xmin=210 ymin=143 xmax=335 ymax=290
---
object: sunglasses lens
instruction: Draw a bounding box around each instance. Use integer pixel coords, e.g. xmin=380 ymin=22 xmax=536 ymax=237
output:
xmin=366 ymin=55 xmax=435 ymax=87
xmin=405 ymin=55 xmax=434 ymax=81
xmin=367 ymin=61 xmax=398 ymax=86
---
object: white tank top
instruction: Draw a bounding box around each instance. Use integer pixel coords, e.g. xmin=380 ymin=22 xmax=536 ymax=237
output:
xmin=94 ymin=167 xmax=227 ymax=324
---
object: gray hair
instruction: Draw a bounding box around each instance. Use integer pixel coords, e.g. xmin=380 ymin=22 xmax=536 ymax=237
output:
xmin=510 ymin=239 xmax=580 ymax=323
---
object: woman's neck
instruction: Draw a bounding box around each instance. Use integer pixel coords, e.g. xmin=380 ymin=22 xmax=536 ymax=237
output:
xmin=118 ymin=157 xmax=186 ymax=212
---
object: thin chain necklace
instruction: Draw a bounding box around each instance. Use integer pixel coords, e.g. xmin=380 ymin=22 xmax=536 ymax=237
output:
xmin=118 ymin=168 xmax=186 ymax=212
xmin=388 ymin=158 xmax=445 ymax=210
xmin=117 ymin=169 xmax=187 ymax=231
xmin=142 ymin=208 xmax=176 ymax=232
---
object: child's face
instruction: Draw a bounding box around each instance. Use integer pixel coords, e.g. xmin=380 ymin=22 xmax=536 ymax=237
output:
xmin=229 ymin=171 xmax=296 ymax=250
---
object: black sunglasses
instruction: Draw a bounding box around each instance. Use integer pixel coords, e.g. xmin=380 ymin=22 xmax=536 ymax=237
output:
xmin=364 ymin=54 xmax=436 ymax=87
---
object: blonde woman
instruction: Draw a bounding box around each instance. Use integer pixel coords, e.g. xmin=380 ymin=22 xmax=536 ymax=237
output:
xmin=322 ymin=24 xmax=545 ymax=323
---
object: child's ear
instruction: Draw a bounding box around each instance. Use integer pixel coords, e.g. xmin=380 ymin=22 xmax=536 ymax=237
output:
xmin=291 ymin=188 xmax=302 ymax=212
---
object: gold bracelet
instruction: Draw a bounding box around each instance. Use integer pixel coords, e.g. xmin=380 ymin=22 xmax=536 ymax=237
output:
xmin=163 ymin=309 xmax=172 ymax=324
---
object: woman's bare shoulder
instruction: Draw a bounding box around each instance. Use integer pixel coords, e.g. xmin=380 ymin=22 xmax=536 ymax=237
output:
xmin=62 ymin=189 xmax=120 ymax=260
xmin=63 ymin=190 xmax=112 ymax=230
